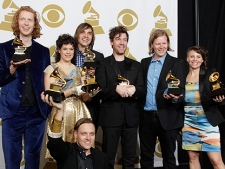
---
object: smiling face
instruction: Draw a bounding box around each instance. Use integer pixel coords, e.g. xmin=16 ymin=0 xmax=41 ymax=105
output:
xmin=77 ymin=27 xmax=93 ymax=50
xmin=18 ymin=11 xmax=35 ymax=38
xmin=187 ymin=50 xmax=204 ymax=70
xmin=151 ymin=35 xmax=168 ymax=60
xmin=58 ymin=44 xmax=74 ymax=63
xmin=111 ymin=33 xmax=128 ymax=56
xmin=74 ymin=123 xmax=95 ymax=155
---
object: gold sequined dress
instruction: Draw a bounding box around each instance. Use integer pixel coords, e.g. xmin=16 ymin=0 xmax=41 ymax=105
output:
xmin=45 ymin=64 xmax=91 ymax=159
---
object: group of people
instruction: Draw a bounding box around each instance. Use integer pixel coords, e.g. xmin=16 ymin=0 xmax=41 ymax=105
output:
xmin=0 ymin=5 xmax=225 ymax=169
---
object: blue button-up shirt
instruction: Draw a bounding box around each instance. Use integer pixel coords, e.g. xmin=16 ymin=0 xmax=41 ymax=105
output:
xmin=144 ymin=54 xmax=166 ymax=111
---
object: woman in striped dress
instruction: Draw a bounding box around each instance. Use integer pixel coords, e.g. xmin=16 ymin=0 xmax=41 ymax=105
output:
xmin=182 ymin=46 xmax=225 ymax=169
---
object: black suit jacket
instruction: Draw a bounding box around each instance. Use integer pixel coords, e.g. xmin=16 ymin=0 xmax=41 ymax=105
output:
xmin=197 ymin=69 xmax=225 ymax=126
xmin=141 ymin=54 xmax=186 ymax=130
xmin=47 ymin=137 xmax=109 ymax=169
xmin=96 ymin=55 xmax=145 ymax=127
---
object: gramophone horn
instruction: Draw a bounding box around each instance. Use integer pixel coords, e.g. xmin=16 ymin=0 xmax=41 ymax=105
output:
xmin=50 ymin=67 xmax=66 ymax=88
xmin=209 ymin=72 xmax=219 ymax=82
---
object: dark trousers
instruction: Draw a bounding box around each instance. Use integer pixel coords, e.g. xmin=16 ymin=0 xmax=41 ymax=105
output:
xmin=102 ymin=125 xmax=138 ymax=169
xmin=2 ymin=106 xmax=46 ymax=169
xmin=139 ymin=111 xmax=178 ymax=169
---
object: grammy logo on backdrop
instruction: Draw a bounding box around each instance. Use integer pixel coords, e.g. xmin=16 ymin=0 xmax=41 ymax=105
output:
xmin=82 ymin=1 xmax=104 ymax=34
xmin=209 ymin=72 xmax=225 ymax=98
xmin=11 ymin=37 xmax=28 ymax=62
xmin=150 ymin=5 xmax=172 ymax=36
xmin=44 ymin=67 xmax=66 ymax=103
xmin=166 ymin=71 xmax=182 ymax=95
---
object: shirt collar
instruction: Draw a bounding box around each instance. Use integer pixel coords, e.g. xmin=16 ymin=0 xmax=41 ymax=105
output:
xmin=151 ymin=53 xmax=167 ymax=65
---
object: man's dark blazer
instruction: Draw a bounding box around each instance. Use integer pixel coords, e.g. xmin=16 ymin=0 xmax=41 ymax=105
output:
xmin=96 ymin=55 xmax=145 ymax=127
xmin=197 ymin=68 xmax=225 ymax=126
xmin=47 ymin=136 xmax=109 ymax=169
xmin=141 ymin=54 xmax=186 ymax=130
xmin=0 ymin=39 xmax=51 ymax=119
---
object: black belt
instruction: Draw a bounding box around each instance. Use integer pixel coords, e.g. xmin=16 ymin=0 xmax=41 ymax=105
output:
xmin=144 ymin=110 xmax=158 ymax=115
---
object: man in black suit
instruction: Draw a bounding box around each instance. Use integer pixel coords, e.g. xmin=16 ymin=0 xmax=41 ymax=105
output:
xmin=72 ymin=22 xmax=104 ymax=128
xmin=96 ymin=26 xmax=145 ymax=169
xmin=42 ymin=94 xmax=109 ymax=169
xmin=139 ymin=29 xmax=186 ymax=169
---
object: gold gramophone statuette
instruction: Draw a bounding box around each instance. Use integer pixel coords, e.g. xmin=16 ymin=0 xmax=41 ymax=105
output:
xmin=166 ymin=71 xmax=182 ymax=95
xmin=118 ymin=75 xmax=129 ymax=85
xmin=209 ymin=72 xmax=225 ymax=98
xmin=12 ymin=37 xmax=27 ymax=62
xmin=83 ymin=47 xmax=97 ymax=68
xmin=81 ymin=66 xmax=99 ymax=92
xmin=44 ymin=67 xmax=66 ymax=103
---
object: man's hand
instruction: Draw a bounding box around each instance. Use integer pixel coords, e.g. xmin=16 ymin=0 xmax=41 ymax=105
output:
xmin=116 ymin=85 xmax=136 ymax=98
xmin=163 ymin=93 xmax=183 ymax=102
xmin=9 ymin=59 xmax=31 ymax=74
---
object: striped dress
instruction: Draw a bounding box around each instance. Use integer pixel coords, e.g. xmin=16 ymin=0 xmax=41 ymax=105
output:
xmin=182 ymin=82 xmax=221 ymax=152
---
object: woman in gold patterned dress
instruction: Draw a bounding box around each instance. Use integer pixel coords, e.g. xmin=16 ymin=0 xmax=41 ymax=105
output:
xmin=44 ymin=34 xmax=92 ymax=159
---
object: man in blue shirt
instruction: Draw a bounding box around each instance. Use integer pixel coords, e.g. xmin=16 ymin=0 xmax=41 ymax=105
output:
xmin=139 ymin=29 xmax=186 ymax=169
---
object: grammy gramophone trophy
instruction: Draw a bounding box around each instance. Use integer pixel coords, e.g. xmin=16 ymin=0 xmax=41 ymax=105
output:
xmin=209 ymin=72 xmax=225 ymax=98
xmin=44 ymin=67 xmax=66 ymax=103
xmin=166 ymin=71 xmax=182 ymax=95
xmin=11 ymin=37 xmax=28 ymax=62
xmin=81 ymin=47 xmax=98 ymax=92
xmin=117 ymin=74 xmax=130 ymax=85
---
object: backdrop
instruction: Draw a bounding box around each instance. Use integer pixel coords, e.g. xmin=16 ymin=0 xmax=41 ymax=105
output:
xmin=0 ymin=0 xmax=178 ymax=168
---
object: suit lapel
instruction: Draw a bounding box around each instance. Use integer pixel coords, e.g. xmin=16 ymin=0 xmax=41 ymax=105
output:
xmin=199 ymin=69 xmax=206 ymax=95
xmin=158 ymin=54 xmax=173 ymax=84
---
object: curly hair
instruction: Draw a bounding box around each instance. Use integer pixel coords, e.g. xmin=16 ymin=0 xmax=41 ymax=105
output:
xmin=11 ymin=6 xmax=42 ymax=39
xmin=148 ymin=29 xmax=173 ymax=55
xmin=55 ymin=34 xmax=77 ymax=62
xmin=74 ymin=23 xmax=95 ymax=49
xmin=109 ymin=26 xmax=129 ymax=42
xmin=187 ymin=46 xmax=208 ymax=69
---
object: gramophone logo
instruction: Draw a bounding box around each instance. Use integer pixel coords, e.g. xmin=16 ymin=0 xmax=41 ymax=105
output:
xmin=42 ymin=4 xmax=65 ymax=28
xmin=49 ymin=45 xmax=56 ymax=63
xmin=125 ymin=47 xmax=136 ymax=61
xmin=117 ymin=9 xmax=138 ymax=31
xmin=0 ymin=0 xmax=19 ymax=32
xmin=154 ymin=138 xmax=162 ymax=158
xmin=150 ymin=5 xmax=172 ymax=36
xmin=82 ymin=1 xmax=104 ymax=34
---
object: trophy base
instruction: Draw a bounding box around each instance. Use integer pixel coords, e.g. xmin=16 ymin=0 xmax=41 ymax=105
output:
xmin=11 ymin=54 xmax=28 ymax=62
xmin=167 ymin=87 xmax=183 ymax=96
xmin=83 ymin=62 xmax=97 ymax=68
xmin=44 ymin=90 xmax=65 ymax=103
xmin=210 ymin=88 xmax=225 ymax=98
xmin=81 ymin=84 xmax=99 ymax=93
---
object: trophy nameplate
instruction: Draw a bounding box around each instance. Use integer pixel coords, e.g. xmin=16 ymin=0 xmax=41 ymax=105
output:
xmin=11 ymin=37 xmax=28 ymax=62
xmin=166 ymin=71 xmax=182 ymax=95
xmin=44 ymin=67 xmax=66 ymax=103
xmin=117 ymin=75 xmax=129 ymax=85
xmin=209 ymin=72 xmax=225 ymax=98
